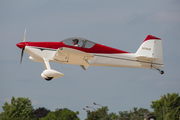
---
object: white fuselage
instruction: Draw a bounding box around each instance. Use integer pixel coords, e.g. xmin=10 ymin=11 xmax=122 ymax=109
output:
xmin=25 ymin=46 xmax=163 ymax=70
xmin=17 ymin=34 xmax=164 ymax=80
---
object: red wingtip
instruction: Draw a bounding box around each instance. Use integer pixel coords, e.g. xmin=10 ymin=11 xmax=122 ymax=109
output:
xmin=143 ymin=35 xmax=161 ymax=42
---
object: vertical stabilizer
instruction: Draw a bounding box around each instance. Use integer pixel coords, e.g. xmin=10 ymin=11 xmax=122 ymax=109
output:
xmin=135 ymin=35 xmax=164 ymax=68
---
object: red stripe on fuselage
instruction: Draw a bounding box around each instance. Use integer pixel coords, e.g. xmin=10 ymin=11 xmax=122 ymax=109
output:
xmin=82 ymin=43 xmax=129 ymax=53
xmin=25 ymin=41 xmax=129 ymax=54
xmin=26 ymin=42 xmax=60 ymax=49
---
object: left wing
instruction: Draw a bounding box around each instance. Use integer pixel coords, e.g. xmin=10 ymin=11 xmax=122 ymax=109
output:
xmin=53 ymin=47 xmax=94 ymax=69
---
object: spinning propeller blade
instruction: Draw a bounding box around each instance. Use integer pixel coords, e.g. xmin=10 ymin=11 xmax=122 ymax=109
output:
xmin=20 ymin=29 xmax=26 ymax=64
xmin=20 ymin=48 xmax=24 ymax=64
xmin=23 ymin=29 xmax=26 ymax=42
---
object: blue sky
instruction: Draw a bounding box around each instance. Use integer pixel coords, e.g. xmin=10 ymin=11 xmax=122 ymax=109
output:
xmin=0 ymin=0 xmax=180 ymax=119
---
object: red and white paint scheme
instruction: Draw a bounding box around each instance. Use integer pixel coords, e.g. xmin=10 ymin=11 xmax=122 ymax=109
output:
xmin=16 ymin=30 xmax=164 ymax=81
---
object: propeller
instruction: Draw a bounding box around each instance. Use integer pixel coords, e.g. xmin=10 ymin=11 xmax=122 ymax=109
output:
xmin=23 ymin=29 xmax=26 ymax=42
xmin=20 ymin=48 xmax=24 ymax=64
xmin=20 ymin=29 xmax=26 ymax=64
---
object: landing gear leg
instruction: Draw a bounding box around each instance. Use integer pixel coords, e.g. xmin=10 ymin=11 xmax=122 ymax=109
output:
xmin=157 ymin=69 xmax=164 ymax=74
xmin=151 ymin=65 xmax=164 ymax=74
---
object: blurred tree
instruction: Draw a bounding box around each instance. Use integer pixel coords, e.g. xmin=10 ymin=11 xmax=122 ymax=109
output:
xmin=1 ymin=97 xmax=35 ymax=120
xmin=118 ymin=107 xmax=150 ymax=120
xmin=85 ymin=106 xmax=151 ymax=120
xmin=118 ymin=110 xmax=131 ymax=120
xmin=86 ymin=106 xmax=109 ymax=120
xmin=132 ymin=107 xmax=150 ymax=120
xmin=39 ymin=108 xmax=79 ymax=120
xmin=34 ymin=107 xmax=51 ymax=120
xmin=108 ymin=112 xmax=119 ymax=120
xmin=151 ymin=92 xmax=180 ymax=120
xmin=0 ymin=96 xmax=35 ymax=120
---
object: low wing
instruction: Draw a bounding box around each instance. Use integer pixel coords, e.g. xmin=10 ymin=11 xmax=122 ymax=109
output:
xmin=53 ymin=47 xmax=94 ymax=69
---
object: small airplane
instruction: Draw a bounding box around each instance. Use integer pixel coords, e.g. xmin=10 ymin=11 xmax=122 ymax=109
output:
xmin=16 ymin=30 xmax=164 ymax=81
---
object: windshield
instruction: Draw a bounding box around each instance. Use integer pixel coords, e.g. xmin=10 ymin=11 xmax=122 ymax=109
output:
xmin=62 ymin=37 xmax=95 ymax=48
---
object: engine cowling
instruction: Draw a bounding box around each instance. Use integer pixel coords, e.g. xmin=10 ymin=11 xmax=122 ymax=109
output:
xmin=29 ymin=56 xmax=43 ymax=63
xmin=41 ymin=69 xmax=64 ymax=81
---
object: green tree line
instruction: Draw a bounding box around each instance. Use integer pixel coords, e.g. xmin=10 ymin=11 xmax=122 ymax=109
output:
xmin=0 ymin=96 xmax=79 ymax=120
xmin=0 ymin=93 xmax=179 ymax=120
xmin=84 ymin=93 xmax=180 ymax=120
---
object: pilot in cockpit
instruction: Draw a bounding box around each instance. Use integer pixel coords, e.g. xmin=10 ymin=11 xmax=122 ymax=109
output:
xmin=72 ymin=39 xmax=79 ymax=47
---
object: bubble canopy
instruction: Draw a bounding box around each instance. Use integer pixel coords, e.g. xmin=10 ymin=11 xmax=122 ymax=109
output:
xmin=62 ymin=37 xmax=96 ymax=48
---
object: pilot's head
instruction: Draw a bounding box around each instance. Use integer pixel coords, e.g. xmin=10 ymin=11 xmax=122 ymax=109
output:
xmin=72 ymin=39 xmax=79 ymax=45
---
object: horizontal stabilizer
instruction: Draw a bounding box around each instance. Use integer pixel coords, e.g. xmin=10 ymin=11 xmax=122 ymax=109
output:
xmin=136 ymin=56 xmax=158 ymax=62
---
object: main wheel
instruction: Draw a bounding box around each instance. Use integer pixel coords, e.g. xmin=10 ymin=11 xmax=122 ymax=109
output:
xmin=45 ymin=77 xmax=53 ymax=81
